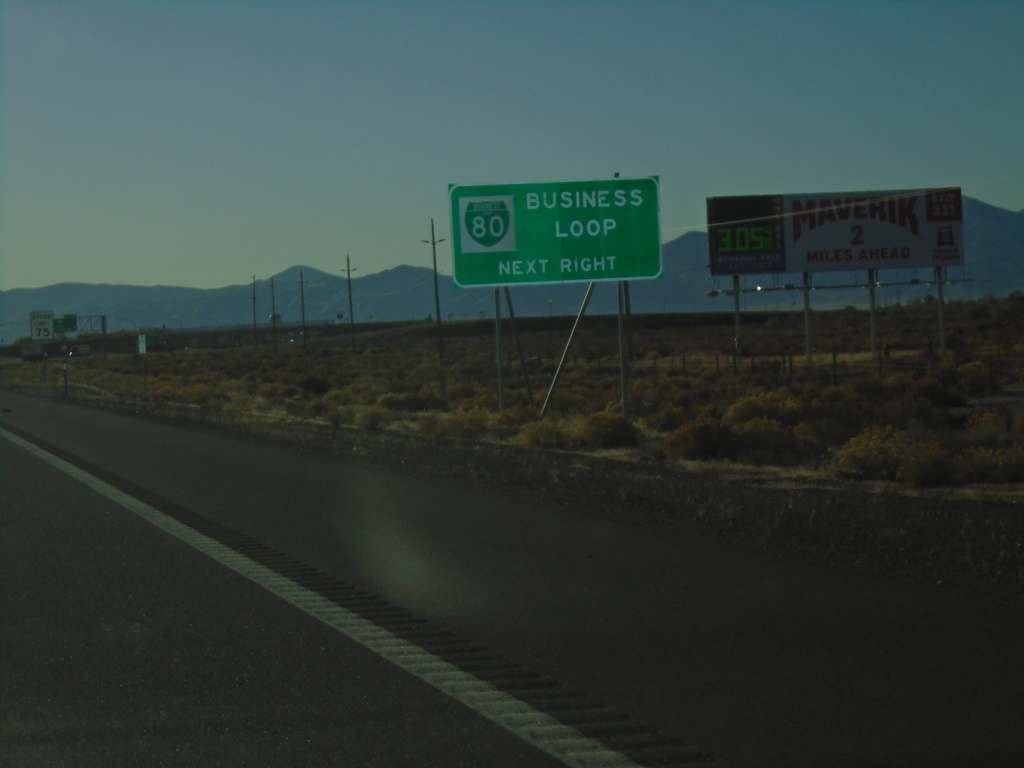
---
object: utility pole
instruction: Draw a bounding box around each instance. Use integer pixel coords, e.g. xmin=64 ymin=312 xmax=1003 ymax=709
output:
xmin=270 ymin=276 xmax=278 ymax=353
xmin=299 ymin=270 xmax=308 ymax=354
xmin=251 ymin=275 xmax=258 ymax=349
xmin=346 ymin=255 xmax=356 ymax=353
xmin=422 ymin=218 xmax=446 ymax=357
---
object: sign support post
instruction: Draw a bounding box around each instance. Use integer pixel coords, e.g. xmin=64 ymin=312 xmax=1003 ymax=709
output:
xmin=494 ymin=289 xmax=505 ymax=412
xmin=617 ymin=282 xmax=629 ymax=417
xmin=502 ymin=287 xmax=534 ymax=407
xmin=541 ymin=283 xmax=596 ymax=418
xmin=803 ymin=273 xmax=813 ymax=366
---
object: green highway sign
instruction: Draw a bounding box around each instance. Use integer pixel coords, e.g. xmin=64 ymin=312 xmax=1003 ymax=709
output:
xmin=449 ymin=177 xmax=661 ymax=287
xmin=53 ymin=314 xmax=78 ymax=333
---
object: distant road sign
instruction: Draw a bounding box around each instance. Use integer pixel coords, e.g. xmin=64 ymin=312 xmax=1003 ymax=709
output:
xmin=450 ymin=177 xmax=661 ymax=287
xmin=53 ymin=314 xmax=78 ymax=333
xmin=29 ymin=311 xmax=54 ymax=339
xmin=707 ymin=188 xmax=964 ymax=275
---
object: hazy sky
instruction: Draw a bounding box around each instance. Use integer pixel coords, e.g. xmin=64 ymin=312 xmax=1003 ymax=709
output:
xmin=2 ymin=0 xmax=1022 ymax=290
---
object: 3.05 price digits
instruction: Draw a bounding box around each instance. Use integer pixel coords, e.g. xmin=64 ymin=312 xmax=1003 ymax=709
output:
xmin=716 ymin=225 xmax=774 ymax=253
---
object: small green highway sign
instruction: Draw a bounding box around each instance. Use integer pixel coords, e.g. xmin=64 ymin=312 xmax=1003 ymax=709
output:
xmin=449 ymin=177 xmax=661 ymax=287
xmin=53 ymin=314 xmax=78 ymax=333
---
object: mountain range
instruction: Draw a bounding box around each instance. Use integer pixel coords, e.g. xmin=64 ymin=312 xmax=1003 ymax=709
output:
xmin=2 ymin=197 xmax=1021 ymax=345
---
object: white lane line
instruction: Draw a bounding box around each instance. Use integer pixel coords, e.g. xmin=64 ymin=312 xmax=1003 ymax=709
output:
xmin=2 ymin=427 xmax=644 ymax=768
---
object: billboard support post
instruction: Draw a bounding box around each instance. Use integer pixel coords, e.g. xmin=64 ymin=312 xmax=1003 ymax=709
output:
xmin=803 ymin=272 xmax=813 ymax=366
xmin=935 ymin=267 xmax=947 ymax=353
xmin=732 ymin=275 xmax=742 ymax=355
xmin=868 ymin=269 xmax=878 ymax=356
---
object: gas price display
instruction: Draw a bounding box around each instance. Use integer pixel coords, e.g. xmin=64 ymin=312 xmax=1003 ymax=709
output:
xmin=707 ymin=189 xmax=964 ymax=276
xmin=706 ymin=195 xmax=786 ymax=275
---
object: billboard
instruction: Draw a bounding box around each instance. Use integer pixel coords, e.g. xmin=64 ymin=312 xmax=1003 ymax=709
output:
xmin=707 ymin=188 xmax=963 ymax=276
xmin=449 ymin=177 xmax=661 ymax=287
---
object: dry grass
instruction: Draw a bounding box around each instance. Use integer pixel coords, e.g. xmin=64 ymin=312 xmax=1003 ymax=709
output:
xmin=4 ymin=298 xmax=1024 ymax=488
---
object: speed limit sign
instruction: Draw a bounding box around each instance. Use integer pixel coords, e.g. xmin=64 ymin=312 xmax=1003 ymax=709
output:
xmin=30 ymin=311 xmax=54 ymax=338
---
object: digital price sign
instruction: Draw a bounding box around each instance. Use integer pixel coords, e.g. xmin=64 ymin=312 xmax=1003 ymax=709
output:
xmin=706 ymin=195 xmax=786 ymax=275
xmin=707 ymin=189 xmax=964 ymax=276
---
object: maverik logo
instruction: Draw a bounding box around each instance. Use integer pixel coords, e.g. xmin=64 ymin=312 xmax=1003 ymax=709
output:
xmin=790 ymin=195 xmax=919 ymax=242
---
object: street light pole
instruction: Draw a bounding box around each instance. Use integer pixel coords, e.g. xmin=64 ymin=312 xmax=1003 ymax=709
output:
xmin=346 ymin=255 xmax=357 ymax=353
xmin=299 ymin=270 xmax=308 ymax=354
xmin=251 ymin=275 xmax=258 ymax=350
xmin=270 ymin=276 xmax=278 ymax=353
xmin=422 ymin=218 xmax=446 ymax=357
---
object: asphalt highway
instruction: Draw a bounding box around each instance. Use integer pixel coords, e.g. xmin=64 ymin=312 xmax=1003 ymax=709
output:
xmin=2 ymin=390 xmax=1023 ymax=767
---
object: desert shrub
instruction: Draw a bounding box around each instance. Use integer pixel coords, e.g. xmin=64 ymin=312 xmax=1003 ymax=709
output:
xmin=699 ymin=366 xmax=723 ymax=382
xmin=722 ymin=390 xmax=802 ymax=427
xmin=443 ymin=380 xmax=476 ymax=400
xmin=644 ymin=405 xmax=692 ymax=432
xmin=492 ymin=404 xmax=541 ymax=428
xmin=910 ymin=375 xmax=967 ymax=407
xmin=354 ymin=404 xmax=392 ymax=431
xmin=325 ymin=406 xmax=355 ymax=427
xmin=415 ymin=410 xmax=439 ymax=434
xmin=852 ymin=373 xmax=914 ymax=401
xmin=897 ymin=442 xmax=961 ymax=486
xmin=930 ymin=361 xmax=960 ymax=390
xmin=958 ymin=409 xmax=1013 ymax=451
xmin=550 ymin=388 xmax=591 ymax=414
xmin=791 ymin=421 xmax=846 ymax=467
xmin=168 ymin=382 xmax=222 ymax=406
xmin=967 ymin=409 xmax=1010 ymax=431
xmin=348 ymin=375 xmax=390 ymax=404
xmin=570 ymin=411 xmax=638 ymax=449
xmin=961 ymin=445 xmax=1024 ymax=483
xmin=453 ymin=392 xmax=499 ymax=412
xmin=731 ymin=417 xmax=800 ymax=465
xmin=322 ymin=388 xmax=353 ymax=409
xmin=631 ymin=375 xmax=688 ymax=414
xmin=828 ymin=425 xmax=908 ymax=480
xmin=260 ymin=382 xmax=294 ymax=400
xmin=519 ymin=420 xmax=569 ymax=450
xmin=300 ymin=372 xmax=331 ymax=396
xmin=306 ymin=399 xmax=329 ymax=416
xmin=957 ymin=360 xmax=998 ymax=396
xmin=377 ymin=391 xmax=447 ymax=412
xmin=664 ymin=416 xmax=734 ymax=461
xmin=427 ymin=408 xmax=491 ymax=440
